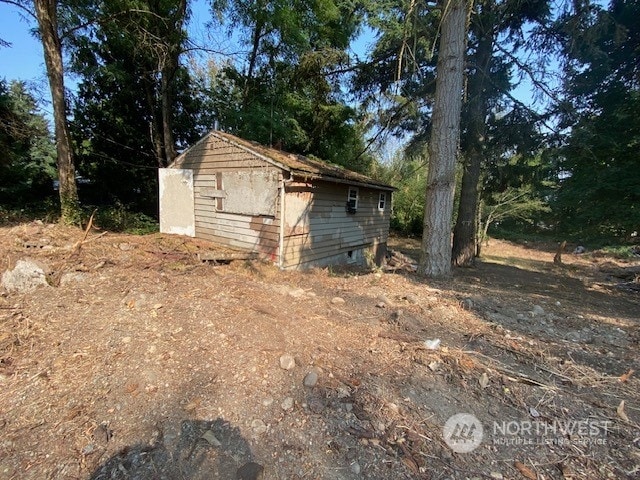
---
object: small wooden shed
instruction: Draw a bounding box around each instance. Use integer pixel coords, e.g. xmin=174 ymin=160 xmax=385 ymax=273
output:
xmin=159 ymin=130 xmax=394 ymax=269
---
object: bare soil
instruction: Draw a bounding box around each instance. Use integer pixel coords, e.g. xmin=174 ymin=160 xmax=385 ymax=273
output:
xmin=0 ymin=223 xmax=639 ymax=480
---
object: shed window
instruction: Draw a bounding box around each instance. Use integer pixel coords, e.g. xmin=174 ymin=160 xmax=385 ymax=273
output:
xmin=378 ymin=193 xmax=386 ymax=211
xmin=346 ymin=187 xmax=358 ymax=214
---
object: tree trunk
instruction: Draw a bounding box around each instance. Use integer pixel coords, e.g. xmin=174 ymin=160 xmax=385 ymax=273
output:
xmin=160 ymin=62 xmax=177 ymax=166
xmin=143 ymin=75 xmax=165 ymax=167
xmin=243 ymin=8 xmax=266 ymax=107
xmin=417 ymin=0 xmax=468 ymax=278
xmin=553 ymin=240 xmax=566 ymax=264
xmin=476 ymin=198 xmax=485 ymax=257
xmin=246 ymin=17 xmax=264 ymax=83
xmin=452 ymin=22 xmax=494 ymax=267
xmin=34 ymin=0 xmax=80 ymax=224
xmin=158 ymin=0 xmax=187 ymax=167
xmin=452 ymin=152 xmax=482 ymax=266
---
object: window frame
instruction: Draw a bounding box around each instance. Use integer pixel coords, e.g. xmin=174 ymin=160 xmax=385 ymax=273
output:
xmin=347 ymin=187 xmax=359 ymax=213
xmin=378 ymin=192 xmax=386 ymax=211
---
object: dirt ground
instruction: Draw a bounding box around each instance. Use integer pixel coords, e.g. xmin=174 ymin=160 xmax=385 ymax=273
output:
xmin=0 ymin=223 xmax=639 ymax=480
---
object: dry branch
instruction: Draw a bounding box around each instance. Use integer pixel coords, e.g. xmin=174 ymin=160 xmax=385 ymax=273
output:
xmin=70 ymin=210 xmax=101 ymax=254
xmin=554 ymin=241 xmax=567 ymax=265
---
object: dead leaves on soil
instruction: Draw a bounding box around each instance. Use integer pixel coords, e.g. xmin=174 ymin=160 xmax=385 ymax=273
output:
xmin=617 ymin=400 xmax=630 ymax=422
xmin=619 ymin=369 xmax=634 ymax=383
xmin=514 ymin=460 xmax=538 ymax=479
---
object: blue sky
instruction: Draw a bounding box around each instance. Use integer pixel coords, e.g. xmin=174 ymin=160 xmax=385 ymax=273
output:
xmin=0 ymin=0 xmax=377 ymax=118
xmin=0 ymin=4 xmax=49 ymax=97
xmin=0 ymin=1 xmax=549 ymax=141
xmin=0 ymin=0 xmax=219 ymax=112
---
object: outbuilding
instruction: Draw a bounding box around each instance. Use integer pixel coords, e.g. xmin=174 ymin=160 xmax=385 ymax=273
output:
xmin=159 ymin=130 xmax=394 ymax=269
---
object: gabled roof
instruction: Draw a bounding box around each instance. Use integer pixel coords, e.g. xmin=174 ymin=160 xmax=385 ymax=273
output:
xmin=174 ymin=130 xmax=395 ymax=191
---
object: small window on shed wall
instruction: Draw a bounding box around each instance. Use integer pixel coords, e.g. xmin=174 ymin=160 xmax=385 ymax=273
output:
xmin=378 ymin=193 xmax=386 ymax=211
xmin=346 ymin=187 xmax=359 ymax=214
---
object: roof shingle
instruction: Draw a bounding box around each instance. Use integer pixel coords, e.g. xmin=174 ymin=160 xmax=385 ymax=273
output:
xmin=183 ymin=130 xmax=395 ymax=191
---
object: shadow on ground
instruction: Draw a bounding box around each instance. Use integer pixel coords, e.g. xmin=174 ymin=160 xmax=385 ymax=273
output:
xmin=88 ymin=418 xmax=261 ymax=480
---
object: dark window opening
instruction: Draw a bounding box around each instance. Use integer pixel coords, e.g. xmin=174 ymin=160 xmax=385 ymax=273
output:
xmin=346 ymin=187 xmax=358 ymax=214
xmin=378 ymin=193 xmax=386 ymax=210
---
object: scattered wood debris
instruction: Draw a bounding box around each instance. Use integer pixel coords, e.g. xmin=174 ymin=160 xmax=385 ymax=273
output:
xmin=384 ymin=249 xmax=418 ymax=272
xmin=0 ymin=225 xmax=638 ymax=479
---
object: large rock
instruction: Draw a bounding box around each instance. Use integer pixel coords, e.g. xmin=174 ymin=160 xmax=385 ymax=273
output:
xmin=1 ymin=259 xmax=50 ymax=293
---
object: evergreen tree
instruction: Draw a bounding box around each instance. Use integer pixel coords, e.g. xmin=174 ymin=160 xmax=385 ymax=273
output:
xmin=69 ymin=0 xmax=205 ymax=212
xmin=418 ymin=0 xmax=467 ymax=277
xmin=553 ymin=0 xmax=640 ymax=240
xmin=0 ymin=79 xmax=57 ymax=205
xmin=34 ymin=0 xmax=81 ymax=223
xmin=208 ymin=0 xmax=372 ymax=171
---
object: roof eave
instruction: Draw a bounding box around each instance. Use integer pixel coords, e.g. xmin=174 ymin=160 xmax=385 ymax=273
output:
xmin=291 ymin=170 xmax=396 ymax=191
xmin=210 ymin=131 xmax=292 ymax=172
xmin=170 ymin=130 xmax=395 ymax=191
xmin=169 ymin=131 xmax=293 ymax=173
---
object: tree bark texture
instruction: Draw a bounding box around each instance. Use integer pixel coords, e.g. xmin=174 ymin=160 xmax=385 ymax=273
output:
xmin=243 ymin=7 xmax=266 ymax=107
xmin=34 ymin=0 xmax=80 ymax=224
xmin=160 ymin=60 xmax=178 ymax=166
xmin=418 ymin=0 xmax=468 ymax=278
xmin=452 ymin=29 xmax=494 ymax=267
xmin=159 ymin=0 xmax=187 ymax=166
xmin=452 ymin=150 xmax=483 ymax=266
xmin=143 ymin=76 xmax=165 ymax=167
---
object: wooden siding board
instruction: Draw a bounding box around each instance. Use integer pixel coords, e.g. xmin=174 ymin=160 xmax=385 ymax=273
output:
xmin=196 ymin=230 xmax=277 ymax=254
xmin=195 ymin=224 xmax=279 ymax=250
xmin=194 ymin=214 xmax=280 ymax=235
xmin=281 ymin=243 xmax=369 ymax=267
xmin=281 ymin=180 xmax=390 ymax=267
xmin=178 ymin=133 xmax=283 ymax=264
xmin=171 ymin=133 xmax=391 ymax=268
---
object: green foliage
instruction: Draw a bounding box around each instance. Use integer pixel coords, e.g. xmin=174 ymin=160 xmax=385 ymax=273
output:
xmin=599 ymin=245 xmax=639 ymax=259
xmin=553 ymin=90 xmax=640 ymax=240
xmin=480 ymin=185 xmax=551 ymax=241
xmin=0 ymin=198 xmax=61 ymax=226
xmin=376 ymin=153 xmax=427 ymax=236
xmin=354 ymin=0 xmax=440 ymax=145
xmin=206 ymin=0 xmax=372 ymax=172
xmin=358 ymin=0 xmax=554 ymax=269
xmin=90 ymin=204 xmax=158 ymax=234
xmin=0 ymin=79 xmax=57 ymax=206
xmin=481 ymin=151 xmax=555 ymax=236
xmin=69 ymin=0 xmax=207 ymax=214
xmin=553 ymin=0 xmax=640 ymax=241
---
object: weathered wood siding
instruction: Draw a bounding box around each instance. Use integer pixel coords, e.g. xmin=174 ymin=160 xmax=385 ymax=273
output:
xmin=282 ymin=181 xmax=391 ymax=269
xmin=174 ymin=135 xmax=281 ymax=263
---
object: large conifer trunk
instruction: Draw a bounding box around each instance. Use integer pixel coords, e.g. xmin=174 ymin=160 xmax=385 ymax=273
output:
xmin=34 ymin=0 xmax=80 ymax=224
xmin=452 ymin=26 xmax=494 ymax=267
xmin=418 ymin=0 xmax=467 ymax=278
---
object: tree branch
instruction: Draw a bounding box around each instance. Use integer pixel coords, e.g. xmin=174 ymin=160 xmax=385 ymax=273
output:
xmin=494 ymin=41 xmax=562 ymax=107
xmin=0 ymin=0 xmax=37 ymax=20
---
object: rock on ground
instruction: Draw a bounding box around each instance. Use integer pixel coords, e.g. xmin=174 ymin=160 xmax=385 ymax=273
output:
xmin=281 ymin=397 xmax=294 ymax=411
xmin=279 ymin=354 xmax=296 ymax=370
xmin=1 ymin=259 xmax=50 ymax=293
xmin=303 ymin=370 xmax=319 ymax=388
